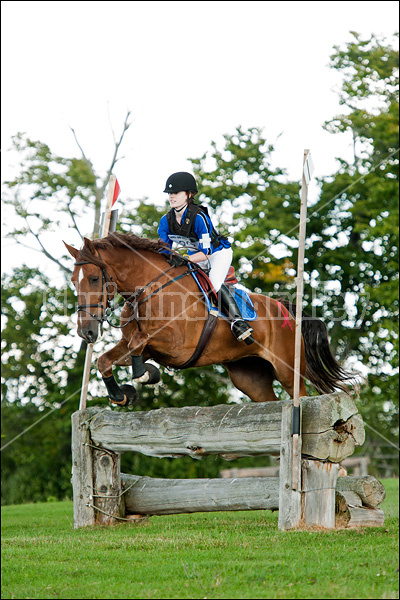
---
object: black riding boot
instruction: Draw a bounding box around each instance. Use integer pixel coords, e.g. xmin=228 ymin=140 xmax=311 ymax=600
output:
xmin=218 ymin=285 xmax=254 ymax=344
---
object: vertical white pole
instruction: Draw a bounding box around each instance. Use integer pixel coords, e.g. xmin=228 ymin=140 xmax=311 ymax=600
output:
xmin=78 ymin=175 xmax=118 ymax=411
xmin=291 ymin=150 xmax=310 ymax=490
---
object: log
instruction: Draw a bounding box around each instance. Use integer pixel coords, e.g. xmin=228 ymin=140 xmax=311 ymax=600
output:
xmin=335 ymin=490 xmax=385 ymax=528
xmin=87 ymin=393 xmax=364 ymax=463
xmin=220 ymin=466 xmax=280 ymax=478
xmin=121 ymin=473 xmax=280 ymax=515
xmin=301 ymin=393 xmax=365 ymax=462
xmin=278 ymin=402 xmax=302 ymax=530
xmin=92 ymin=448 xmax=125 ymax=525
xmin=336 ymin=475 xmax=386 ymax=507
xmin=71 ymin=410 xmax=95 ymax=528
xmin=301 ymin=459 xmax=340 ymax=528
xmin=335 ymin=490 xmax=362 ymax=511
xmin=89 ymin=402 xmax=283 ymax=457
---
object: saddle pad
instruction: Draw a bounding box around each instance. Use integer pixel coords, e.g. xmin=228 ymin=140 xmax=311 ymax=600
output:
xmin=191 ymin=271 xmax=257 ymax=321
xmin=232 ymin=286 xmax=258 ymax=321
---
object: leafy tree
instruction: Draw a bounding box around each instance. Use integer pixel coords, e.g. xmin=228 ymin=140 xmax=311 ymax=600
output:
xmin=189 ymin=126 xmax=300 ymax=293
xmin=304 ymin=32 xmax=399 ymax=471
xmin=3 ymin=112 xmax=132 ymax=271
xmin=1 ymin=267 xmax=86 ymax=504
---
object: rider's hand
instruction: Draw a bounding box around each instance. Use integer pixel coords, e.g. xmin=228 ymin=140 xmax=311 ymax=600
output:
xmin=167 ymin=253 xmax=189 ymax=268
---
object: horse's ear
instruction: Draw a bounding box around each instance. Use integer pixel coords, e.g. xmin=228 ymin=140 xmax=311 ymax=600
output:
xmin=63 ymin=241 xmax=79 ymax=259
xmin=83 ymin=237 xmax=96 ymax=254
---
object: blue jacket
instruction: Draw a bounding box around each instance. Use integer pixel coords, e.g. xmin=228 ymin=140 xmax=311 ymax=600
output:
xmin=158 ymin=206 xmax=230 ymax=256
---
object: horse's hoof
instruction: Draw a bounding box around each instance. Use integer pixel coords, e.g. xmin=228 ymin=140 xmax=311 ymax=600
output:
xmin=141 ymin=364 xmax=161 ymax=385
xmin=110 ymin=394 xmax=130 ymax=407
xmin=119 ymin=384 xmax=138 ymax=404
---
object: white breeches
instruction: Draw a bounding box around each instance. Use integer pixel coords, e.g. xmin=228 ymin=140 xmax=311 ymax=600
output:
xmin=207 ymin=247 xmax=233 ymax=293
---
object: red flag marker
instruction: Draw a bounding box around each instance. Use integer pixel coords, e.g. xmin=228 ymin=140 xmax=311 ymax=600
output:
xmin=112 ymin=179 xmax=120 ymax=206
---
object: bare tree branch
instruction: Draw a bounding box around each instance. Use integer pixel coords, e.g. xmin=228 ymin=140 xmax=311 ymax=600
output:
xmin=67 ymin=206 xmax=83 ymax=241
xmin=70 ymin=110 xmax=132 ymax=239
xmin=24 ymin=218 xmax=70 ymax=273
xmin=69 ymin=126 xmax=92 ymax=167
xmin=103 ymin=110 xmax=132 ymax=189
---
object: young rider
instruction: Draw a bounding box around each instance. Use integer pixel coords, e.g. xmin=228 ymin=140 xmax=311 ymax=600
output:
xmin=158 ymin=171 xmax=254 ymax=344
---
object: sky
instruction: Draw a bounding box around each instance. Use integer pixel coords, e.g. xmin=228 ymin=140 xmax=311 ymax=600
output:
xmin=1 ymin=0 xmax=399 ymax=279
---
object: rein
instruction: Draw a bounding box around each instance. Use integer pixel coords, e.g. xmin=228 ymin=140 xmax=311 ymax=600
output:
xmin=74 ymin=253 xmax=193 ymax=330
xmin=75 ymin=248 xmax=221 ymax=370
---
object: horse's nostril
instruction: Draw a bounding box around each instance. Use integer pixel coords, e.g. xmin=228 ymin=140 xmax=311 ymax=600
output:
xmin=86 ymin=329 xmax=96 ymax=343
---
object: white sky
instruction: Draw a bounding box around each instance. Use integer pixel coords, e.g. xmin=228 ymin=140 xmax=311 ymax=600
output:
xmin=1 ymin=0 xmax=399 ymax=279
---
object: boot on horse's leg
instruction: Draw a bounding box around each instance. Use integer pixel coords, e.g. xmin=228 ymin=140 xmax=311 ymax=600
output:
xmin=131 ymin=355 xmax=161 ymax=385
xmin=102 ymin=374 xmax=135 ymax=406
xmin=218 ymin=285 xmax=254 ymax=345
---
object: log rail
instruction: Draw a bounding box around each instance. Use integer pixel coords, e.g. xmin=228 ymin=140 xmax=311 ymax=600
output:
xmin=86 ymin=393 xmax=365 ymax=462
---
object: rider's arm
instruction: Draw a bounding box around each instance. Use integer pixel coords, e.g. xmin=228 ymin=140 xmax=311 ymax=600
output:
xmin=157 ymin=215 xmax=173 ymax=249
xmin=187 ymin=251 xmax=207 ymax=263
xmin=187 ymin=212 xmax=213 ymax=260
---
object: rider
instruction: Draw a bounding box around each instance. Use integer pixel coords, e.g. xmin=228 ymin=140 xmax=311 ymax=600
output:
xmin=158 ymin=171 xmax=254 ymax=344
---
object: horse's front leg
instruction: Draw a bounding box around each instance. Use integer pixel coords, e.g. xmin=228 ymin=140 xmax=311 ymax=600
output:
xmin=128 ymin=331 xmax=161 ymax=385
xmin=97 ymin=339 xmax=137 ymax=406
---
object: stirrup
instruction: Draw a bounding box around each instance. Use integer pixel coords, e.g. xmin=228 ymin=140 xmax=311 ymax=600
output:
xmin=231 ymin=319 xmax=254 ymax=342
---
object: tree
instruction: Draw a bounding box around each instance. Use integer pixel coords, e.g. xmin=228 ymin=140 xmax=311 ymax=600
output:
xmin=1 ymin=267 xmax=87 ymax=504
xmin=3 ymin=112 xmax=132 ymax=271
xmin=304 ymin=32 xmax=399 ymax=471
xmin=189 ymin=126 xmax=300 ymax=294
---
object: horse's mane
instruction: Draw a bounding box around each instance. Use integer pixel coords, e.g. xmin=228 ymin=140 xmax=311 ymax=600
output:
xmin=77 ymin=232 xmax=170 ymax=268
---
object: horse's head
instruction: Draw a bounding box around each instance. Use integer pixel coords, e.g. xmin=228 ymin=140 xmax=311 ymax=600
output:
xmin=64 ymin=238 xmax=116 ymax=344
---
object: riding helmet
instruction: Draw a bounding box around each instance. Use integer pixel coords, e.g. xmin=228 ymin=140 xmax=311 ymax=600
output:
xmin=163 ymin=172 xmax=198 ymax=194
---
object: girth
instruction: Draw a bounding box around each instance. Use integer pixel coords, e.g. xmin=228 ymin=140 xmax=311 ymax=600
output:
xmin=124 ymin=263 xmax=219 ymax=370
xmin=178 ymin=311 xmax=218 ymax=369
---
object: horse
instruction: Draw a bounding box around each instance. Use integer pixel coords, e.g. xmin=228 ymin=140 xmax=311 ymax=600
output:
xmin=64 ymin=232 xmax=357 ymax=407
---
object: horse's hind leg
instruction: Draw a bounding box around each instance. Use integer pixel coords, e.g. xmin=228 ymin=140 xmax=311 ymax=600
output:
xmin=225 ymin=357 xmax=279 ymax=402
xmin=97 ymin=339 xmax=137 ymax=406
xmin=271 ymin=340 xmax=308 ymax=399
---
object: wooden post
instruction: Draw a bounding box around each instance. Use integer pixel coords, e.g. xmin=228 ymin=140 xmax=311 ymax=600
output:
xmin=302 ymin=460 xmax=340 ymax=528
xmin=78 ymin=175 xmax=118 ymax=411
xmin=71 ymin=410 xmax=95 ymax=528
xmin=79 ymin=346 xmax=94 ymax=411
xmin=292 ymin=149 xmax=313 ymax=490
xmin=92 ymin=447 xmax=125 ymax=525
xmin=278 ymin=403 xmax=302 ymax=530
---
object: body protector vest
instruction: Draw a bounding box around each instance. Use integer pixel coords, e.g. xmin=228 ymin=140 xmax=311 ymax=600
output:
xmin=166 ymin=203 xmax=228 ymax=252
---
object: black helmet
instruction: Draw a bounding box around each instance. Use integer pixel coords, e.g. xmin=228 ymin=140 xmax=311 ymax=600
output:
xmin=163 ymin=172 xmax=198 ymax=194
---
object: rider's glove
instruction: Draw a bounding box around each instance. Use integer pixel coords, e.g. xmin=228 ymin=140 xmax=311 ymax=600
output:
xmin=167 ymin=253 xmax=189 ymax=268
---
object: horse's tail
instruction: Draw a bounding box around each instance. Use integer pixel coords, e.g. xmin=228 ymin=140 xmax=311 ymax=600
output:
xmin=278 ymin=299 xmax=359 ymax=396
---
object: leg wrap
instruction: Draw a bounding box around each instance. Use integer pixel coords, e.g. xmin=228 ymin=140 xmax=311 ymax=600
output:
xmin=102 ymin=375 xmax=124 ymax=402
xmin=131 ymin=355 xmax=146 ymax=379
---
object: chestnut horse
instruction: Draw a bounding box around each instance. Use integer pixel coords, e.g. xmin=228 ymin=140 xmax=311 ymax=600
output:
xmin=64 ymin=233 xmax=356 ymax=407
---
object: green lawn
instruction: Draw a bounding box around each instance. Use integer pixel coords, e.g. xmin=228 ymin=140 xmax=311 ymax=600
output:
xmin=1 ymin=479 xmax=398 ymax=599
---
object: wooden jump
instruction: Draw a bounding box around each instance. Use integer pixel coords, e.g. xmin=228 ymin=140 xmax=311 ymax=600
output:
xmin=71 ymin=392 xmax=385 ymax=530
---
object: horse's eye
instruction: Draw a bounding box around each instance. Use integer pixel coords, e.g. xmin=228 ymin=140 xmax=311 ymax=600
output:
xmin=89 ymin=276 xmax=100 ymax=285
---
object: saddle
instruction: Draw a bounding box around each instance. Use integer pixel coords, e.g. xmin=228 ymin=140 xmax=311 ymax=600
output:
xmin=190 ymin=265 xmax=257 ymax=322
xmin=179 ymin=265 xmax=257 ymax=369
xmin=194 ymin=266 xmax=238 ymax=303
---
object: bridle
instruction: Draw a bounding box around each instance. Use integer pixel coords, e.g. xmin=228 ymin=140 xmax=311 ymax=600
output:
xmin=74 ymin=251 xmax=193 ymax=331
xmin=74 ymin=258 xmax=119 ymax=331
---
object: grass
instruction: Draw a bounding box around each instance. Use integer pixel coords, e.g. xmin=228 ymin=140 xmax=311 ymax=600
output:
xmin=1 ymin=479 xmax=398 ymax=599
